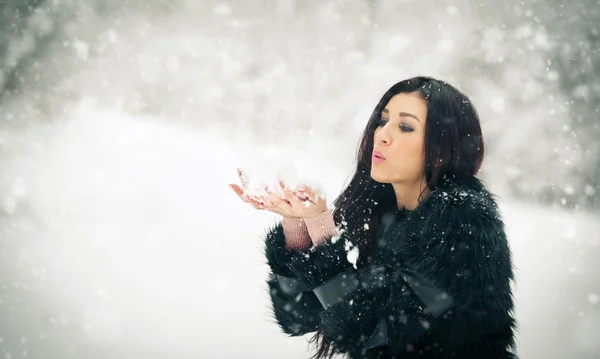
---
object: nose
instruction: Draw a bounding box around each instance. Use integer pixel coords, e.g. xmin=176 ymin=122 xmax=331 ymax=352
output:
xmin=374 ymin=126 xmax=391 ymax=145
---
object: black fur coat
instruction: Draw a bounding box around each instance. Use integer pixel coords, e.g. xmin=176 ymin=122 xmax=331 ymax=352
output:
xmin=263 ymin=176 xmax=518 ymax=358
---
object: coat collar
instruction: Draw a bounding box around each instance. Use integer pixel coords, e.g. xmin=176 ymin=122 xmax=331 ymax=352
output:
xmin=386 ymin=175 xmax=487 ymax=221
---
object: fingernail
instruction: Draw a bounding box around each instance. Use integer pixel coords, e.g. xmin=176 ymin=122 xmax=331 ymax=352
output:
xmin=297 ymin=185 xmax=306 ymax=191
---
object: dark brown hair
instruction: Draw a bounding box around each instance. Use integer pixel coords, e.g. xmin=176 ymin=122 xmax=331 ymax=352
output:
xmin=309 ymin=76 xmax=485 ymax=358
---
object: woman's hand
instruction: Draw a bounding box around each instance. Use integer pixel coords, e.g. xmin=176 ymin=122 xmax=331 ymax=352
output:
xmin=263 ymin=179 xmax=328 ymax=219
xmin=228 ymin=169 xmax=328 ymax=219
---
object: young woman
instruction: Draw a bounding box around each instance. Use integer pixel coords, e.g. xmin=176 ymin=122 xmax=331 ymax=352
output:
xmin=229 ymin=76 xmax=518 ymax=358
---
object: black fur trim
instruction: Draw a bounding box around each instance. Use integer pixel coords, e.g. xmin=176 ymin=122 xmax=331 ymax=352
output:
xmin=263 ymin=222 xmax=297 ymax=277
xmin=287 ymin=234 xmax=356 ymax=289
xmin=266 ymin=273 xmax=322 ymax=336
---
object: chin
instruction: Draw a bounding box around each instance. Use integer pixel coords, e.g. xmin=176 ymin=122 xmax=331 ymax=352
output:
xmin=370 ymin=171 xmax=390 ymax=184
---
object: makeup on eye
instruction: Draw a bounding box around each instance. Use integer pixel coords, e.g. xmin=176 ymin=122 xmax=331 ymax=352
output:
xmin=375 ymin=117 xmax=415 ymax=132
xmin=400 ymin=124 xmax=414 ymax=132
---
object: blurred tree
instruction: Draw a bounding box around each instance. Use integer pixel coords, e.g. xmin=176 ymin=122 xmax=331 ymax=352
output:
xmin=0 ymin=0 xmax=48 ymax=96
xmin=547 ymin=0 xmax=600 ymax=210
xmin=459 ymin=0 xmax=600 ymax=211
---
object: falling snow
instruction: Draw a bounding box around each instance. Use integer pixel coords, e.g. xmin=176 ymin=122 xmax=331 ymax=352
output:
xmin=0 ymin=1 xmax=598 ymax=358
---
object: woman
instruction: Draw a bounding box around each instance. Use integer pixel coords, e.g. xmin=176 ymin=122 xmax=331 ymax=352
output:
xmin=229 ymin=76 xmax=518 ymax=358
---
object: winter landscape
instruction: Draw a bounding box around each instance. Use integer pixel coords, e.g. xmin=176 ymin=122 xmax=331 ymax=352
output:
xmin=1 ymin=1 xmax=598 ymax=358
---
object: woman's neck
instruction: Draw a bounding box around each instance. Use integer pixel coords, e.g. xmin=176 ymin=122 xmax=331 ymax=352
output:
xmin=391 ymin=177 xmax=430 ymax=210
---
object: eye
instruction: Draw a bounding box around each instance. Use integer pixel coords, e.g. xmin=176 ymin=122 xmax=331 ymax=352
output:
xmin=375 ymin=118 xmax=414 ymax=133
xmin=400 ymin=125 xmax=414 ymax=132
xmin=375 ymin=118 xmax=388 ymax=127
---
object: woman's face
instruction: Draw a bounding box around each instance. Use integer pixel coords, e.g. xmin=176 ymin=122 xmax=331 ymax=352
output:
xmin=370 ymin=92 xmax=428 ymax=185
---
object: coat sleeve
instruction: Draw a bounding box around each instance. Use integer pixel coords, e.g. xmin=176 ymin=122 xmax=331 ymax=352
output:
xmin=284 ymin=199 xmax=517 ymax=356
xmin=263 ymin=221 xmax=324 ymax=336
xmin=284 ymin=236 xmax=429 ymax=355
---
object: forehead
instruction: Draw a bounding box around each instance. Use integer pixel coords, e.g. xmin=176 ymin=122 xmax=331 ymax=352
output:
xmin=383 ymin=93 xmax=428 ymax=117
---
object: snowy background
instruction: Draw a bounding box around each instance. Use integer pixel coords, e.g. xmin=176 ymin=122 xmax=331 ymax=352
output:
xmin=1 ymin=1 xmax=599 ymax=358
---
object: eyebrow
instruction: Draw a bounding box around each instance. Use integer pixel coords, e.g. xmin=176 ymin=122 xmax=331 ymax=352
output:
xmin=382 ymin=108 xmax=420 ymax=122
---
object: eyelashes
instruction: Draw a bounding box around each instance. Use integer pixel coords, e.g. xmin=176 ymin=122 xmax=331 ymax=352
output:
xmin=375 ymin=118 xmax=414 ymax=133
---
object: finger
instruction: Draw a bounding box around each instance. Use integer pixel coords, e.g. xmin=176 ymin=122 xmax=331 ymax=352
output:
xmin=263 ymin=184 xmax=288 ymax=204
xmin=293 ymin=185 xmax=312 ymax=202
xmin=296 ymin=184 xmax=319 ymax=196
xmin=229 ymin=184 xmax=244 ymax=198
xmin=232 ymin=185 xmax=265 ymax=208
xmin=261 ymin=197 xmax=273 ymax=208
xmin=260 ymin=186 xmax=276 ymax=209
xmin=302 ymin=197 xmax=315 ymax=206
xmin=279 ymin=183 xmax=304 ymax=200
xmin=259 ymin=185 xmax=274 ymax=208
xmin=246 ymin=193 xmax=265 ymax=205
xmin=296 ymin=191 xmax=309 ymax=201
xmin=293 ymin=191 xmax=314 ymax=208
xmin=250 ymin=202 xmax=265 ymax=210
xmin=266 ymin=186 xmax=293 ymax=210
xmin=296 ymin=184 xmax=321 ymax=204
xmin=281 ymin=182 xmax=316 ymax=214
xmin=266 ymin=190 xmax=288 ymax=206
xmin=278 ymin=179 xmax=297 ymax=202
xmin=237 ymin=168 xmax=249 ymax=188
xmin=242 ymin=193 xmax=265 ymax=209
xmin=262 ymin=197 xmax=281 ymax=211
xmin=231 ymin=184 xmax=260 ymax=205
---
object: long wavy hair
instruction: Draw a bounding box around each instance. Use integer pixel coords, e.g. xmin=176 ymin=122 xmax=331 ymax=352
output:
xmin=308 ymin=76 xmax=485 ymax=359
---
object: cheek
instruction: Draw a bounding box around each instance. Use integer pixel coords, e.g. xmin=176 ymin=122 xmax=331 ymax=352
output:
xmin=392 ymin=140 xmax=425 ymax=169
xmin=394 ymin=138 xmax=424 ymax=157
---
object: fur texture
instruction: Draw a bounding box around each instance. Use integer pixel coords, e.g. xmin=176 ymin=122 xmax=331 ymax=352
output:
xmin=263 ymin=176 xmax=518 ymax=358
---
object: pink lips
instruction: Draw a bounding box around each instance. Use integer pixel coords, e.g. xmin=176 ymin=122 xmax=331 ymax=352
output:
xmin=372 ymin=151 xmax=386 ymax=163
